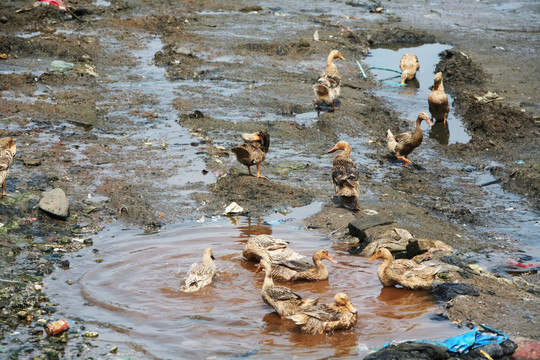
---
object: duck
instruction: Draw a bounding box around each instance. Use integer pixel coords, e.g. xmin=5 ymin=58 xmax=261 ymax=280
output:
xmin=243 ymin=235 xmax=305 ymax=264
xmin=259 ymin=259 xmax=318 ymax=318
xmin=231 ymin=130 xmax=270 ymax=180
xmin=368 ymin=247 xmax=441 ymax=290
xmin=386 ymin=112 xmax=433 ymax=167
xmin=287 ymin=292 xmax=358 ymax=334
xmin=0 ymin=137 xmax=16 ymax=197
xmin=181 ymin=247 xmax=216 ymax=293
xmin=328 ymin=141 xmax=360 ymax=211
xmin=313 ymin=50 xmax=345 ymax=114
xmin=272 ymin=249 xmax=338 ymax=282
xmin=399 ymin=53 xmax=420 ymax=85
xmin=428 ymin=72 xmax=450 ymax=126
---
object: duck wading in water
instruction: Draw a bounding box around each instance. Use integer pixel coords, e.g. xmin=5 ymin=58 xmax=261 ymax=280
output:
xmin=287 ymin=292 xmax=358 ymax=334
xmin=0 ymin=137 xmax=17 ymax=197
xmin=259 ymin=259 xmax=318 ymax=318
xmin=368 ymin=247 xmax=441 ymax=290
xmin=271 ymin=249 xmax=338 ymax=282
xmin=181 ymin=247 xmax=216 ymax=293
xmin=313 ymin=50 xmax=345 ymax=115
xmin=387 ymin=112 xmax=433 ymax=167
xmin=231 ymin=130 xmax=270 ymax=180
xmin=399 ymin=53 xmax=420 ymax=85
xmin=428 ymin=71 xmax=450 ymax=126
xmin=328 ymin=141 xmax=360 ymax=211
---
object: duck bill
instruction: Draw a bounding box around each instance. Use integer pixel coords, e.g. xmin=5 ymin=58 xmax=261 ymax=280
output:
xmin=345 ymin=301 xmax=357 ymax=313
xmin=327 ymin=145 xmax=339 ymax=153
xmin=368 ymin=253 xmax=378 ymax=261
xmin=425 ymin=118 xmax=434 ymax=126
xmin=338 ymin=54 xmax=345 ymax=61
xmin=327 ymin=254 xmax=338 ymax=264
xmin=241 ymin=132 xmax=262 ymax=142
xmin=211 ymin=255 xmax=215 ymax=260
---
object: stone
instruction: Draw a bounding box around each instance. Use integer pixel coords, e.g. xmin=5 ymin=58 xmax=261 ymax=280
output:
xmin=39 ymin=188 xmax=69 ymax=219
xmin=348 ymin=214 xmax=395 ymax=241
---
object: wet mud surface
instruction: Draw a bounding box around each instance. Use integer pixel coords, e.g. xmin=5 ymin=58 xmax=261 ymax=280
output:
xmin=0 ymin=0 xmax=539 ymax=358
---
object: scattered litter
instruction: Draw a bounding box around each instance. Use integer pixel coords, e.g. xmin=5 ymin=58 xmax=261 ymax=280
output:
xmin=370 ymin=7 xmax=384 ymax=13
xmin=223 ymin=202 xmax=244 ymax=215
xmin=516 ymin=160 xmax=525 ymax=164
xmin=0 ymin=54 xmax=7 ymax=60
xmin=83 ymin=331 xmax=99 ymax=338
xmin=313 ymin=30 xmax=319 ymax=41
xmin=44 ymin=319 xmax=69 ymax=336
xmin=362 ymin=209 xmax=378 ymax=216
xmin=474 ymin=91 xmax=505 ymax=103
xmin=357 ymin=60 xmax=404 ymax=87
xmin=50 ymin=60 xmax=74 ymax=72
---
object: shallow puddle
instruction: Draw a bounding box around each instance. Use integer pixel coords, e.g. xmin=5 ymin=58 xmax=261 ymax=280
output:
xmin=46 ymin=214 xmax=463 ymax=359
xmin=363 ymin=43 xmax=471 ymax=145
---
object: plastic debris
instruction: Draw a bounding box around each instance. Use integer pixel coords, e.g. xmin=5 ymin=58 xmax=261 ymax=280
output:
xmin=223 ymin=202 xmax=244 ymax=215
xmin=264 ymin=218 xmax=294 ymax=226
xmin=516 ymin=160 xmax=525 ymax=164
xmin=313 ymin=30 xmax=319 ymax=41
xmin=50 ymin=60 xmax=74 ymax=72
xmin=35 ymin=0 xmax=67 ymax=11
xmin=362 ymin=209 xmax=379 ymax=216
xmin=474 ymin=91 xmax=505 ymax=103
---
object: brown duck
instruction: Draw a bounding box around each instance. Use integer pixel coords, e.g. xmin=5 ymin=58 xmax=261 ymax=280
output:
xmin=368 ymin=247 xmax=441 ymax=290
xmin=0 ymin=137 xmax=16 ymax=197
xmin=428 ymin=72 xmax=450 ymax=126
xmin=272 ymin=249 xmax=338 ymax=282
xmin=313 ymin=50 xmax=345 ymax=114
xmin=243 ymin=235 xmax=305 ymax=264
xmin=399 ymin=53 xmax=420 ymax=85
xmin=328 ymin=141 xmax=360 ymax=211
xmin=387 ymin=112 xmax=433 ymax=167
xmin=231 ymin=130 xmax=270 ymax=180
xmin=181 ymin=247 xmax=217 ymax=293
xmin=287 ymin=292 xmax=358 ymax=334
xmin=259 ymin=259 xmax=318 ymax=318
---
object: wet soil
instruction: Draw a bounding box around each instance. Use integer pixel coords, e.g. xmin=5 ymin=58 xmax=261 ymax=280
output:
xmin=0 ymin=0 xmax=539 ymax=358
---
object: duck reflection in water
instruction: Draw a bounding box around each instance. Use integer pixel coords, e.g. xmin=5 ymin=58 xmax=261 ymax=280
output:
xmin=236 ymin=217 xmax=272 ymax=238
xmin=398 ymin=77 xmax=420 ymax=96
xmin=429 ymin=121 xmax=450 ymax=146
xmin=376 ymin=286 xmax=433 ymax=320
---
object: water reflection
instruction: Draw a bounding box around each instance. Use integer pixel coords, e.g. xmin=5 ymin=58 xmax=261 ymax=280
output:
xmin=398 ymin=77 xmax=420 ymax=96
xmin=429 ymin=120 xmax=450 ymax=146
xmin=376 ymin=287 xmax=434 ymax=320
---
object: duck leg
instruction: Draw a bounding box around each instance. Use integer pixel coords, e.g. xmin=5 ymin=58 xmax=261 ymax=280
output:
xmin=443 ymin=115 xmax=447 ymax=127
xmin=331 ymin=99 xmax=336 ymax=111
xmin=316 ymin=101 xmax=321 ymax=117
xmin=247 ymin=165 xmax=254 ymax=176
xmin=2 ymin=181 xmax=6 ymax=197
xmin=396 ymin=155 xmax=413 ymax=167
xmin=255 ymin=164 xmax=269 ymax=181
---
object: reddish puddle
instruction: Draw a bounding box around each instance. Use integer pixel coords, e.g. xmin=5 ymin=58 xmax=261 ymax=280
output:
xmin=46 ymin=215 xmax=462 ymax=359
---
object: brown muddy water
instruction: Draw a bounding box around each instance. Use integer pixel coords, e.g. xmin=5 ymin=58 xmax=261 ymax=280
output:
xmin=45 ymin=203 xmax=462 ymax=359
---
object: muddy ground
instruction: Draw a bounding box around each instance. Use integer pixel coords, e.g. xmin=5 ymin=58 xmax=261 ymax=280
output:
xmin=0 ymin=0 xmax=539 ymax=358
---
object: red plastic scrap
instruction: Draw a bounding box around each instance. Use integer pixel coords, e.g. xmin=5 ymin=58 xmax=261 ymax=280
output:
xmin=36 ymin=0 xmax=67 ymax=10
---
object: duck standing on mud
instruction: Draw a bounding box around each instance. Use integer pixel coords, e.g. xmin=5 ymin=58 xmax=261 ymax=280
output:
xmin=313 ymin=50 xmax=345 ymax=115
xmin=387 ymin=112 xmax=433 ymax=167
xmin=0 ymin=137 xmax=16 ymax=197
xmin=399 ymin=53 xmax=420 ymax=85
xmin=428 ymin=71 xmax=450 ymax=126
xmin=231 ymin=130 xmax=270 ymax=180
xmin=181 ymin=247 xmax=216 ymax=293
xmin=328 ymin=141 xmax=361 ymax=211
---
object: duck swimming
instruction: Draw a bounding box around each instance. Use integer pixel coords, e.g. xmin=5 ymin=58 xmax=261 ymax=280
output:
xmin=328 ymin=141 xmax=360 ymax=211
xmin=287 ymin=292 xmax=358 ymax=334
xmin=399 ymin=53 xmax=420 ymax=85
xmin=243 ymin=235 xmax=305 ymax=264
xmin=313 ymin=50 xmax=345 ymax=114
xmin=259 ymin=259 xmax=318 ymax=318
xmin=231 ymin=130 xmax=270 ymax=180
xmin=368 ymin=247 xmax=440 ymax=290
xmin=387 ymin=112 xmax=433 ymax=167
xmin=0 ymin=137 xmax=16 ymax=197
xmin=272 ymin=249 xmax=338 ymax=282
xmin=428 ymin=71 xmax=450 ymax=126
xmin=181 ymin=247 xmax=216 ymax=293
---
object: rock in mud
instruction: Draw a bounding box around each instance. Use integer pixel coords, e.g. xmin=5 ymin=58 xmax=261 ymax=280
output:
xmin=348 ymin=214 xmax=395 ymax=241
xmin=38 ymin=188 xmax=69 ymax=219
xmin=363 ymin=342 xmax=449 ymax=360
